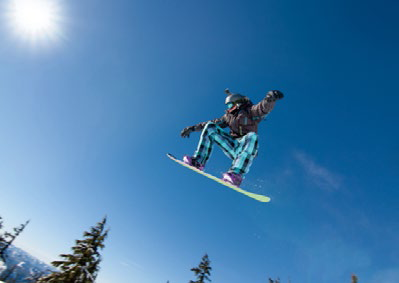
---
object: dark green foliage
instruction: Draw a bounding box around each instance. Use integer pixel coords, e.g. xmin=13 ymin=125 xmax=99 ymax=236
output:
xmin=189 ymin=254 xmax=212 ymax=283
xmin=0 ymin=218 xmax=30 ymax=262
xmin=38 ymin=217 xmax=109 ymax=283
xmin=0 ymin=216 xmax=4 ymax=245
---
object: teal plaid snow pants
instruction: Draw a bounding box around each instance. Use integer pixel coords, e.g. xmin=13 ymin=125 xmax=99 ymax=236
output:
xmin=193 ymin=122 xmax=259 ymax=175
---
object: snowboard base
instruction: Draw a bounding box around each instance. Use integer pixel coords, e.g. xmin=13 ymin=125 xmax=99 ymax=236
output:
xmin=167 ymin=153 xmax=270 ymax=203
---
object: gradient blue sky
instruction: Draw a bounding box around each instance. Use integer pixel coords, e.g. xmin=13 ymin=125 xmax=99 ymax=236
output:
xmin=1 ymin=0 xmax=398 ymax=282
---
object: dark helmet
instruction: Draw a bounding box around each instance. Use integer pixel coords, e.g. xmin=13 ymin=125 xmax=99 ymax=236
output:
xmin=224 ymin=88 xmax=249 ymax=110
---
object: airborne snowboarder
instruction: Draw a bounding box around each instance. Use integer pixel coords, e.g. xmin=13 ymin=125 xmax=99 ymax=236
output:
xmin=180 ymin=88 xmax=284 ymax=187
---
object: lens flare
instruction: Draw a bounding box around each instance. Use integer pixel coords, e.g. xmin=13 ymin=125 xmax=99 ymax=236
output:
xmin=5 ymin=0 xmax=63 ymax=46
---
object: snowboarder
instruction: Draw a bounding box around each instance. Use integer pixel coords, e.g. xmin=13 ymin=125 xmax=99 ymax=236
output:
xmin=180 ymin=88 xmax=284 ymax=187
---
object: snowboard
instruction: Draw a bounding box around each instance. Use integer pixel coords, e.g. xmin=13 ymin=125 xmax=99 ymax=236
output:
xmin=167 ymin=153 xmax=270 ymax=203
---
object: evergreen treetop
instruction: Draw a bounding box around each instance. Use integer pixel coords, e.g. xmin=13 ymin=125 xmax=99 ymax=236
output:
xmin=189 ymin=254 xmax=212 ymax=283
xmin=38 ymin=217 xmax=109 ymax=283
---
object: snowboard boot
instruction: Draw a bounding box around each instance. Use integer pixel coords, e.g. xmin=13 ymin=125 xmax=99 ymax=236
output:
xmin=183 ymin=155 xmax=205 ymax=171
xmin=222 ymin=171 xmax=243 ymax=187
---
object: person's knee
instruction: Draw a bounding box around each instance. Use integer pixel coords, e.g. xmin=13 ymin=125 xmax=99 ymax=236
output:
xmin=205 ymin=121 xmax=216 ymax=127
xmin=246 ymin=132 xmax=258 ymax=141
xmin=203 ymin=122 xmax=217 ymax=133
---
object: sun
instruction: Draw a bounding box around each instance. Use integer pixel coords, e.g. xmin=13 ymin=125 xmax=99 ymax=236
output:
xmin=5 ymin=0 xmax=63 ymax=46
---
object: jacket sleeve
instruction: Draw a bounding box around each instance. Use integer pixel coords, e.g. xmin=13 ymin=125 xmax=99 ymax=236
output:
xmin=192 ymin=115 xmax=228 ymax=132
xmin=249 ymin=97 xmax=276 ymax=117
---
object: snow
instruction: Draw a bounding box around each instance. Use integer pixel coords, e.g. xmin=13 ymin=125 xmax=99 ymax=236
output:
xmin=0 ymin=245 xmax=55 ymax=282
xmin=0 ymin=260 xmax=6 ymax=274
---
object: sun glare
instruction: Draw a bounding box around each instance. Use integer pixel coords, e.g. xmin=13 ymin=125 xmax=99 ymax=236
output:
xmin=6 ymin=0 xmax=63 ymax=46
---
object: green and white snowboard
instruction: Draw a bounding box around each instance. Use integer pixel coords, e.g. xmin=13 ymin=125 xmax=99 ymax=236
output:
xmin=167 ymin=153 xmax=270 ymax=203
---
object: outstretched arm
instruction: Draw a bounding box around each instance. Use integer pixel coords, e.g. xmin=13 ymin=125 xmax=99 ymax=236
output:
xmin=250 ymin=90 xmax=284 ymax=117
xmin=181 ymin=116 xmax=228 ymax=138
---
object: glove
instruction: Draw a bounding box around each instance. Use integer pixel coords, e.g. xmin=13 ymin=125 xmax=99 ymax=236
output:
xmin=266 ymin=90 xmax=284 ymax=101
xmin=181 ymin=126 xmax=195 ymax=138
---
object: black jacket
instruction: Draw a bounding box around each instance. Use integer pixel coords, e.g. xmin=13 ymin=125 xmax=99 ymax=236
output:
xmin=192 ymin=96 xmax=276 ymax=139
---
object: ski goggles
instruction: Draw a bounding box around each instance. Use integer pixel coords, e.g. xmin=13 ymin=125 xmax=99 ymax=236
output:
xmin=226 ymin=102 xmax=235 ymax=109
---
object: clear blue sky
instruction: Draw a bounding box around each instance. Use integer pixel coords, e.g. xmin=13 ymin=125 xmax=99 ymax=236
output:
xmin=0 ymin=0 xmax=398 ymax=282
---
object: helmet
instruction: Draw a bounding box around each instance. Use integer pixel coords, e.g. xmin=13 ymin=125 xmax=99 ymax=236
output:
xmin=224 ymin=89 xmax=248 ymax=111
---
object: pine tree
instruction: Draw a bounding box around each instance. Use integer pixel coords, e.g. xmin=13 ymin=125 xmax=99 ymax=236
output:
xmin=0 ymin=220 xmax=30 ymax=262
xmin=189 ymin=254 xmax=212 ymax=283
xmin=0 ymin=216 xmax=4 ymax=251
xmin=38 ymin=217 xmax=109 ymax=283
xmin=0 ymin=217 xmax=5 ymax=280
